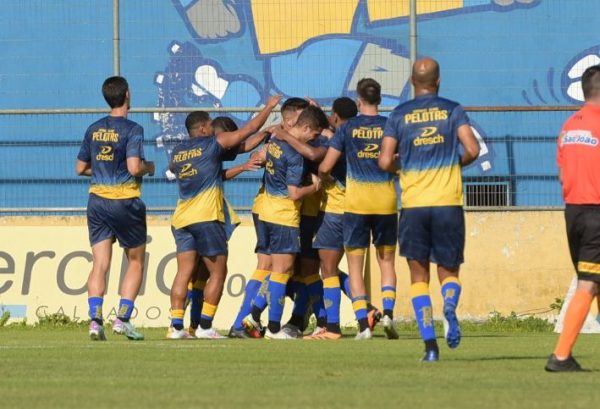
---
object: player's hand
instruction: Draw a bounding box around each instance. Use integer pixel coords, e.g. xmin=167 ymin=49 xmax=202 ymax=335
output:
xmin=145 ymin=161 xmax=155 ymax=176
xmin=311 ymin=173 xmax=321 ymax=191
xmin=321 ymin=128 xmax=334 ymax=138
xmin=305 ymin=96 xmax=320 ymax=107
xmin=243 ymin=157 xmax=262 ymax=171
xmin=251 ymin=149 xmax=267 ymax=166
xmin=266 ymin=95 xmax=282 ymax=109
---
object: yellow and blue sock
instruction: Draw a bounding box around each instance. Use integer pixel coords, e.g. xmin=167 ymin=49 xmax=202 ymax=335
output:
xmin=287 ymin=277 xmax=309 ymax=329
xmin=339 ymin=271 xmax=352 ymax=298
xmin=267 ymin=272 xmax=290 ymax=333
xmin=352 ymin=295 xmax=369 ymax=332
xmin=323 ymin=276 xmax=342 ymax=333
xmin=200 ymin=302 xmax=217 ymax=330
xmin=117 ymin=299 xmax=134 ymax=322
xmin=305 ymin=274 xmax=327 ymax=328
xmin=233 ymin=270 xmax=269 ymax=330
xmin=171 ymin=308 xmax=184 ymax=330
xmin=410 ymin=282 xmax=438 ymax=352
xmin=190 ymin=280 xmax=206 ymax=329
xmin=184 ymin=281 xmax=193 ymax=310
xmin=88 ymin=297 xmax=103 ymax=325
xmin=382 ymin=285 xmax=396 ymax=319
xmin=250 ymin=273 xmax=270 ymax=322
xmin=441 ymin=277 xmax=462 ymax=309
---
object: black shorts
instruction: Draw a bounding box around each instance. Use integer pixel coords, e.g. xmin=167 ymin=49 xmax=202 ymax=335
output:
xmin=87 ymin=193 xmax=147 ymax=249
xmin=300 ymin=215 xmax=319 ymax=260
xmin=565 ymin=204 xmax=600 ymax=283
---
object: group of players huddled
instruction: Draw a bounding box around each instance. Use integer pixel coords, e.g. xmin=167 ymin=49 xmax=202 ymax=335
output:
xmin=77 ymin=57 xmax=480 ymax=361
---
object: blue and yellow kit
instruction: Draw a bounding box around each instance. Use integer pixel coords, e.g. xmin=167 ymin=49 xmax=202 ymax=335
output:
xmin=329 ymin=114 xmax=397 ymax=215
xmin=78 ymin=116 xmax=145 ymax=199
xmin=78 ymin=116 xmax=147 ymax=248
xmin=170 ymin=136 xmax=230 ymax=256
xmin=259 ymin=138 xmax=305 ymax=254
xmin=384 ymin=94 xmax=470 ymax=208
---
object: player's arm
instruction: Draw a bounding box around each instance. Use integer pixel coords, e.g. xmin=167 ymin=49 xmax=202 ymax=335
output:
xmin=288 ymin=174 xmax=321 ymax=201
xmin=457 ymin=124 xmax=480 ymax=166
xmin=237 ymin=130 xmax=271 ymax=153
xmin=217 ymin=95 xmax=282 ymax=150
xmin=126 ymin=127 xmax=155 ymax=176
xmin=379 ymin=136 xmax=399 ymax=173
xmin=127 ymin=158 xmax=155 ymax=177
xmin=222 ymin=155 xmax=262 ymax=180
xmin=76 ymin=160 xmax=91 ymax=176
xmin=272 ymin=126 xmax=327 ymax=162
xmin=318 ymin=147 xmax=342 ymax=180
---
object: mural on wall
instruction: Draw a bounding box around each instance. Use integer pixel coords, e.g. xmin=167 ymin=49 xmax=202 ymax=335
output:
xmin=152 ymin=0 xmax=543 ymax=180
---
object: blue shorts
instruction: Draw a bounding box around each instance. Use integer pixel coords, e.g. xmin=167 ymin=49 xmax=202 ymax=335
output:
xmin=172 ymin=221 xmax=228 ymax=256
xmin=300 ymin=215 xmax=319 ymax=260
xmin=313 ymin=212 xmax=344 ymax=250
xmin=343 ymin=213 xmax=397 ymax=249
xmin=87 ymin=194 xmax=147 ymax=248
xmin=264 ymin=221 xmax=300 ymax=255
xmin=253 ymin=213 xmax=270 ymax=255
xmin=399 ymin=206 xmax=465 ymax=267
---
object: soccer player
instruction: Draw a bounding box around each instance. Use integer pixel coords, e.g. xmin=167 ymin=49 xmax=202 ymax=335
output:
xmin=243 ymin=105 xmax=329 ymax=339
xmin=180 ymin=116 xmax=264 ymax=336
xmin=379 ymin=57 xmax=480 ymax=361
xmin=76 ymin=76 xmax=155 ymax=341
xmin=229 ymin=98 xmax=311 ymax=338
xmin=168 ymin=96 xmax=281 ymax=339
xmin=319 ymin=79 xmax=399 ymax=340
xmin=545 ymin=65 xmax=600 ymax=372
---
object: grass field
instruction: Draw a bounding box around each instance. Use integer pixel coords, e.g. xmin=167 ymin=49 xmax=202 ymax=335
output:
xmin=1 ymin=326 xmax=599 ymax=409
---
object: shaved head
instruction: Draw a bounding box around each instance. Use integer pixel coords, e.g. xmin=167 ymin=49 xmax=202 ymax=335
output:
xmin=411 ymin=57 xmax=440 ymax=92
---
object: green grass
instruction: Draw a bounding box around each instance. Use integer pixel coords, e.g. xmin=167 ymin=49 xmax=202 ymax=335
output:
xmin=0 ymin=326 xmax=598 ymax=409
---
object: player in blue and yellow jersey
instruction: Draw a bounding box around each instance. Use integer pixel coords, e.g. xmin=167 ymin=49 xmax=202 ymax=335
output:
xmin=76 ymin=76 xmax=155 ymax=341
xmin=168 ymin=96 xmax=281 ymax=339
xmin=319 ymin=79 xmax=399 ymax=340
xmin=229 ymin=98 xmax=311 ymax=339
xmin=180 ymin=116 xmax=265 ymax=337
xmin=243 ymin=105 xmax=329 ymax=339
xmin=379 ymin=58 xmax=480 ymax=361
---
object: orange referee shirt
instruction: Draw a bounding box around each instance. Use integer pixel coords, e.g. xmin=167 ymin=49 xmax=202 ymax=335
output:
xmin=557 ymin=103 xmax=600 ymax=204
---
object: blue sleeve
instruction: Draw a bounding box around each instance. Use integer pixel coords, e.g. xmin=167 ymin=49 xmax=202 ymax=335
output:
xmin=126 ymin=125 xmax=144 ymax=159
xmin=383 ymin=112 xmax=402 ymax=141
xmin=286 ymin=152 xmax=304 ymax=187
xmin=329 ymin=126 xmax=345 ymax=153
xmin=450 ymin=104 xmax=470 ymax=129
xmin=77 ymin=130 xmax=91 ymax=162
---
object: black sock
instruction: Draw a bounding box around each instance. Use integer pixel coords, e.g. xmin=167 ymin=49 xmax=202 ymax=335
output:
xmin=288 ymin=314 xmax=304 ymax=329
xmin=199 ymin=319 xmax=212 ymax=330
xmin=251 ymin=306 xmax=262 ymax=323
xmin=326 ymin=323 xmax=341 ymax=334
xmin=92 ymin=318 xmax=103 ymax=326
xmin=425 ymin=339 xmax=439 ymax=353
xmin=316 ymin=316 xmax=327 ymax=328
xmin=358 ymin=318 xmax=369 ymax=332
xmin=384 ymin=309 xmax=393 ymax=319
xmin=173 ymin=323 xmax=184 ymax=331
xmin=268 ymin=321 xmax=281 ymax=333
xmin=190 ymin=319 xmax=199 ymax=329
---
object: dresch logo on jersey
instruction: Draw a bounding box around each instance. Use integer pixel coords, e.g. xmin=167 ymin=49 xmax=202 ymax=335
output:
xmin=178 ymin=163 xmax=198 ymax=178
xmin=357 ymin=143 xmax=380 ymax=159
xmin=561 ymin=130 xmax=599 ymax=147
xmin=96 ymin=145 xmax=114 ymax=161
xmin=413 ymin=126 xmax=445 ymax=147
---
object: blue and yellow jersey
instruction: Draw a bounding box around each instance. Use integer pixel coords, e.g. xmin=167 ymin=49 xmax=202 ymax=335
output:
xmin=301 ymin=135 xmax=328 ymax=217
xmin=329 ymin=115 xmax=396 ymax=215
xmin=384 ymin=94 xmax=470 ymax=208
xmin=260 ymin=139 xmax=304 ymax=227
xmin=77 ymin=116 xmax=145 ymax=199
xmin=170 ymin=136 xmax=225 ymax=229
xmin=319 ymin=137 xmax=346 ymax=215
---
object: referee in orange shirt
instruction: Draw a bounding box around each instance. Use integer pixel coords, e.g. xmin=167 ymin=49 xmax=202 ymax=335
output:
xmin=546 ymin=65 xmax=600 ymax=372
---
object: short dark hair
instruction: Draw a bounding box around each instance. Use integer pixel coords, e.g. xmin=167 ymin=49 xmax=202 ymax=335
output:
xmin=357 ymin=78 xmax=381 ymax=105
xmin=185 ymin=111 xmax=211 ymax=133
xmin=281 ymin=97 xmax=310 ymax=117
xmin=102 ymin=76 xmax=129 ymax=108
xmin=332 ymin=97 xmax=358 ymax=120
xmin=295 ymin=105 xmax=329 ymax=130
xmin=582 ymin=65 xmax=600 ymax=100
xmin=212 ymin=116 xmax=238 ymax=133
